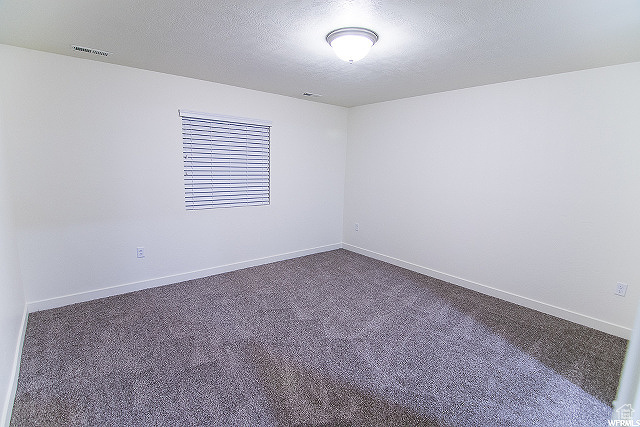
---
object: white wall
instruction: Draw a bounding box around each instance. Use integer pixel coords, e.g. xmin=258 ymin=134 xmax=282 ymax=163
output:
xmin=344 ymin=62 xmax=640 ymax=337
xmin=2 ymin=43 xmax=638 ymax=339
xmin=0 ymin=44 xmax=348 ymax=306
xmin=0 ymin=112 xmax=27 ymax=425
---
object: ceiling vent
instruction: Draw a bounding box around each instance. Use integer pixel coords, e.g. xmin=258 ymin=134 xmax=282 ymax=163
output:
xmin=71 ymin=45 xmax=111 ymax=57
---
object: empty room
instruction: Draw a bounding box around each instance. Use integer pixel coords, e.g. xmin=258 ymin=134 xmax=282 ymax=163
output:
xmin=1 ymin=1 xmax=640 ymax=426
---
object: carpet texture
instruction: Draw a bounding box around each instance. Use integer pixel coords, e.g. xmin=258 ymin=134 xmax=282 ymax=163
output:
xmin=10 ymin=249 xmax=627 ymax=426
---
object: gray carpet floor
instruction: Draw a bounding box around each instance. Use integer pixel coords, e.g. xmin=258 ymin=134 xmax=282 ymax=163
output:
xmin=10 ymin=249 xmax=627 ymax=426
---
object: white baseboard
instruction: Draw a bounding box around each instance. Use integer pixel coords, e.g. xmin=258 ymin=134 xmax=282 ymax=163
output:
xmin=342 ymin=243 xmax=631 ymax=339
xmin=27 ymin=243 xmax=342 ymax=313
xmin=1 ymin=305 xmax=28 ymax=427
xmin=24 ymin=241 xmax=632 ymax=338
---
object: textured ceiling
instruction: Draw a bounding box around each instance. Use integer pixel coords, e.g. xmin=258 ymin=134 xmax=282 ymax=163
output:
xmin=1 ymin=0 xmax=639 ymax=107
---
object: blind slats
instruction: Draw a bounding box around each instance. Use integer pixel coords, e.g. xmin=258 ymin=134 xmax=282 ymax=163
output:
xmin=182 ymin=135 xmax=269 ymax=144
xmin=181 ymin=111 xmax=270 ymax=210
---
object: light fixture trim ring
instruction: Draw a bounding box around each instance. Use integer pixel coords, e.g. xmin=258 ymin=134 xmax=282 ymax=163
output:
xmin=325 ymin=27 xmax=379 ymax=46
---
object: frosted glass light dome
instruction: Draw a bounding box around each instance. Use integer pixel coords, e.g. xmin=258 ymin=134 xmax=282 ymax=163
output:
xmin=326 ymin=27 xmax=378 ymax=63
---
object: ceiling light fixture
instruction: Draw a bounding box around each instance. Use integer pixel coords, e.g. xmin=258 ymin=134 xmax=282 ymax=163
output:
xmin=326 ymin=27 xmax=378 ymax=63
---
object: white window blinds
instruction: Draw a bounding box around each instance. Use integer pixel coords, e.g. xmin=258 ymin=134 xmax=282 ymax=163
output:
xmin=180 ymin=110 xmax=271 ymax=210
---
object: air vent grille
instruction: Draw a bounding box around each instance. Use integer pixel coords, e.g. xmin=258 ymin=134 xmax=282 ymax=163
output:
xmin=72 ymin=45 xmax=111 ymax=57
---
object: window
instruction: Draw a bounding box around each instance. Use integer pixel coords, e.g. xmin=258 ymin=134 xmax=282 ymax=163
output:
xmin=179 ymin=110 xmax=271 ymax=210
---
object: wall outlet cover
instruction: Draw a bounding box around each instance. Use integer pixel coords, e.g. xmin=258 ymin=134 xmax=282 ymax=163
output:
xmin=615 ymin=282 xmax=628 ymax=297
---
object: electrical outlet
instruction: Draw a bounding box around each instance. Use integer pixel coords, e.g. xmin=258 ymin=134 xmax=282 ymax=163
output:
xmin=615 ymin=282 xmax=628 ymax=297
xmin=136 ymin=247 xmax=145 ymax=258
xmin=355 ymin=223 xmax=359 ymax=232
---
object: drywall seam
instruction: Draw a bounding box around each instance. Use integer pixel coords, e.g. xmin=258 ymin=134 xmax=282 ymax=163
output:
xmin=27 ymin=243 xmax=342 ymax=313
xmin=343 ymin=243 xmax=630 ymax=339
xmin=1 ymin=305 xmax=28 ymax=427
